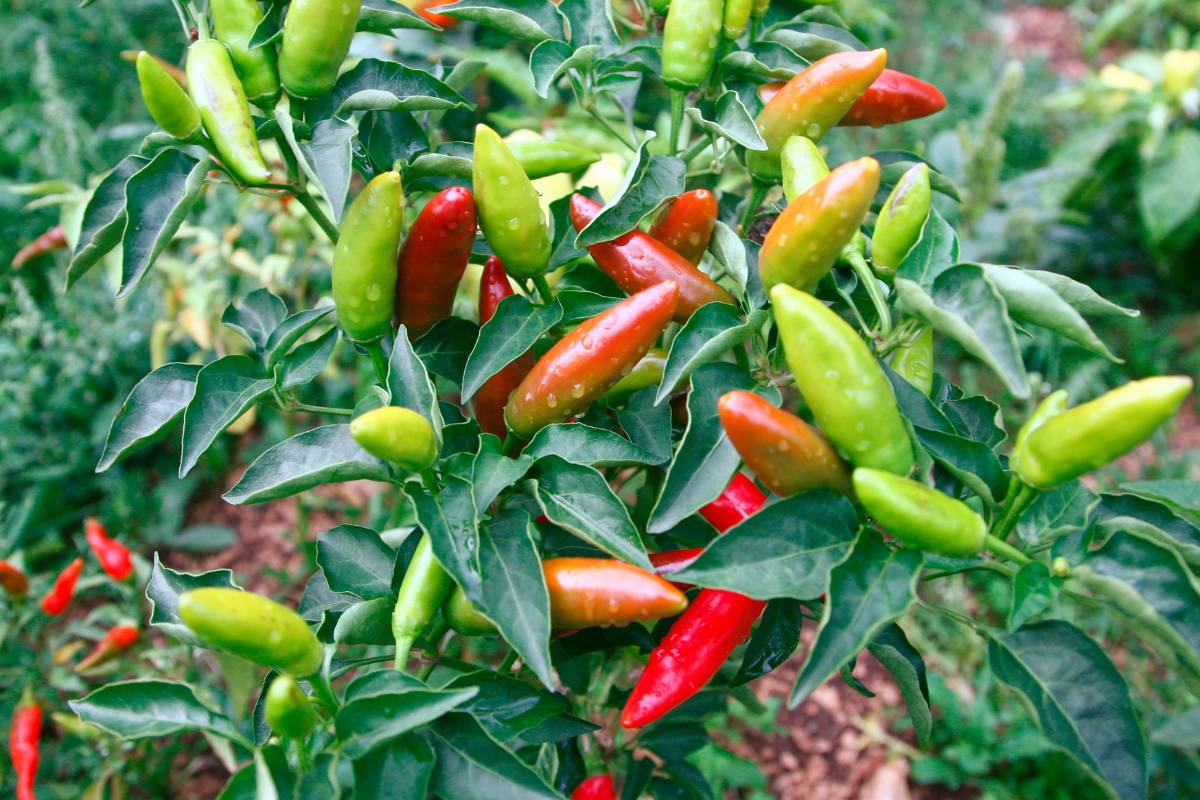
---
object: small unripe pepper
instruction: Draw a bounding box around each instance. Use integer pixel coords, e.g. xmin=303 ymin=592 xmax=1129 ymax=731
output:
xmin=264 ymin=675 xmax=318 ymax=739
xmin=349 ymin=406 xmax=437 ymax=472
xmin=76 ymin=625 xmax=140 ymax=672
xmin=211 ymin=0 xmax=280 ymax=105
xmin=718 ymin=390 xmax=851 ymax=497
xmin=391 ymin=533 xmax=453 ymax=667
xmin=1009 ymin=389 xmax=1069 ymax=477
xmin=771 ymin=285 xmax=914 ymax=475
xmin=1016 ymin=377 xmax=1193 ymax=489
xmin=332 ymin=171 xmax=405 ymax=342
xmin=854 ymin=468 xmax=987 ymax=556
xmin=473 ymin=124 xmax=552 ymax=278
xmin=278 ymin=0 xmax=363 ymax=99
xmin=136 ymin=51 xmax=201 ymax=140
xmin=871 ymin=163 xmax=932 ymax=280
xmin=178 ymin=587 xmax=324 ymax=676
xmin=186 ymin=37 xmax=272 ymax=185
xmin=85 ymin=518 xmax=133 ymax=581
xmin=0 ymin=560 xmax=29 ymax=598
xmin=661 ymin=0 xmax=724 ymax=89
xmin=648 ymin=189 xmax=719 ymax=265
xmin=889 ymin=325 xmax=934 ymax=396
xmin=572 ymin=774 xmax=617 ymax=800
xmin=474 ymin=257 xmax=535 ymax=438
xmin=394 ymin=186 xmax=477 ymax=337
xmin=505 ymin=281 xmax=679 ymax=437
xmin=598 ymin=348 xmax=668 ymax=407
xmin=507 ymin=140 xmax=601 ymax=180
xmin=9 ymin=689 xmax=42 ymax=800
xmin=722 ymin=0 xmax=752 ymax=40
xmin=838 ymin=68 xmax=947 ymax=128
xmin=41 ymin=557 xmax=84 ymax=616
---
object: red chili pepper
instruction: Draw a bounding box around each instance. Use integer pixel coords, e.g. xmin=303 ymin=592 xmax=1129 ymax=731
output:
xmin=569 ymin=194 xmax=734 ymax=322
xmin=395 ymin=186 xmax=477 ymax=337
xmin=572 ymin=774 xmax=616 ymax=800
xmin=0 ymin=559 xmax=29 ymax=598
xmin=649 ymin=548 xmax=704 ymax=590
xmin=840 ymin=68 xmax=947 ymax=127
xmin=474 ymin=256 xmax=536 ymax=438
xmin=76 ymin=625 xmax=141 ymax=672
xmin=648 ymin=189 xmax=719 ymax=265
xmin=40 ymin=557 xmax=84 ymax=616
xmin=9 ymin=689 xmax=42 ymax=800
xmin=85 ymin=518 xmax=133 ymax=582
xmin=621 ymin=475 xmax=767 ymax=729
xmin=414 ymin=0 xmax=459 ymax=28
xmin=11 ymin=225 xmax=67 ymax=270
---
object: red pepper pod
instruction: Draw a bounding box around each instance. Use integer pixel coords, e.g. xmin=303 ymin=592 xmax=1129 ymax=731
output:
xmin=572 ymin=774 xmax=617 ymax=800
xmin=395 ymin=186 xmax=477 ymax=337
xmin=9 ymin=690 xmax=42 ymax=800
xmin=839 ymin=68 xmax=947 ymax=127
xmin=76 ymin=625 xmax=141 ymax=672
xmin=12 ymin=225 xmax=67 ymax=270
xmin=41 ymin=557 xmax=84 ymax=616
xmin=697 ymin=472 xmax=765 ymax=532
xmin=648 ymin=189 xmax=719 ymax=265
xmin=649 ymin=548 xmax=704 ymax=590
xmin=0 ymin=559 xmax=29 ymax=598
xmin=85 ymin=518 xmax=133 ymax=581
xmin=474 ymin=257 xmax=536 ymax=438
xmin=569 ymin=194 xmax=734 ymax=322
xmin=413 ymin=0 xmax=459 ymax=27
xmin=504 ymin=281 xmax=679 ymax=437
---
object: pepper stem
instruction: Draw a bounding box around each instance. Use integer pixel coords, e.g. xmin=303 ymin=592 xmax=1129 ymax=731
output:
xmin=307 ymin=671 xmax=339 ymax=713
xmin=983 ymin=534 xmax=1031 ymax=565
xmin=365 ymin=339 xmax=389 ymax=388
xmin=844 ymin=250 xmax=892 ymax=337
xmin=501 ymin=433 xmax=521 ymax=457
xmin=739 ymin=182 xmax=768 ymax=233
xmin=669 ymin=90 xmax=686 ymax=157
xmin=293 ymin=189 xmax=340 ymax=244
xmin=994 ymin=482 xmax=1039 ymax=543
xmin=532 ymin=274 xmax=554 ymax=306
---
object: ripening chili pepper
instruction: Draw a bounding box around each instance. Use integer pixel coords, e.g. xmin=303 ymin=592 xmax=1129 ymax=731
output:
xmin=10 ymin=689 xmax=42 ymax=800
xmin=41 ymin=557 xmax=83 ymax=616
xmin=723 ymin=0 xmax=752 ymax=39
xmin=505 ymin=281 xmax=679 ymax=437
xmin=889 ymin=325 xmax=934 ymax=396
xmin=508 ymin=140 xmax=601 ymax=180
xmin=853 ymin=468 xmax=987 ymax=556
xmin=839 ymin=68 xmax=947 ymax=128
xmin=445 ymin=558 xmax=688 ymax=634
xmin=76 ymin=625 xmax=140 ymax=672
xmin=649 ymin=548 xmax=703 ymax=590
xmin=1016 ymin=377 xmax=1193 ymax=490
xmin=278 ymin=0 xmax=362 ymax=99
xmin=178 ymin=587 xmax=324 ymax=676
xmin=573 ymin=774 xmax=617 ymax=800
xmin=648 ymin=189 xmax=719 ymax=265
xmin=1009 ymin=389 xmax=1069 ymax=478
xmin=186 ymin=37 xmax=271 ymax=185
xmin=394 ymin=187 xmax=477 ymax=337
xmin=771 ymin=285 xmax=914 ymax=474
xmin=12 ymin=225 xmax=67 ymax=270
xmin=411 ymin=0 xmax=459 ymax=28
xmin=392 ymin=534 xmax=453 ymax=668
xmin=661 ymin=0 xmax=724 ymax=90
xmin=0 ymin=560 xmax=29 ymax=598
xmin=474 ymin=257 xmax=536 ymax=438
xmin=750 ymin=0 xmax=769 ymax=17
xmin=332 ymin=171 xmax=405 ymax=342
xmin=443 ymin=586 xmax=495 ymax=635
xmin=474 ymin=124 xmax=552 ymax=279
xmin=598 ymin=348 xmax=668 ymax=407
xmin=264 ymin=675 xmax=318 ymax=739
xmin=569 ymin=194 xmax=734 ymax=322
xmin=85 ymin=518 xmax=133 ymax=582
xmin=872 ymin=163 xmax=932 ymax=280
xmin=718 ymin=390 xmax=851 ymax=496
xmin=779 ymin=137 xmax=869 ymax=265
xmin=747 ymin=49 xmax=887 ymax=180
xmin=621 ymin=475 xmax=767 ymax=729
xmin=136 ymin=51 xmax=201 ymax=141
xmin=759 ymin=157 xmax=880 ymax=291
xmin=211 ymin=0 xmax=280 ymax=105
xmin=349 ymin=406 xmax=438 ymax=472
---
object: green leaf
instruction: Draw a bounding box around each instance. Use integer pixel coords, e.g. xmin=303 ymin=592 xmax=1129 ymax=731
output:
xmin=428 ymin=714 xmax=563 ymax=800
xmin=179 ymin=356 xmax=274 ymax=476
xmin=734 ymin=599 xmax=804 ymax=685
xmin=575 ymin=149 xmax=685 ymax=247
xmin=867 ymin=623 xmax=932 ymax=748
xmin=411 ymin=474 xmax=483 ymax=598
xmin=427 ymin=0 xmax=563 ymax=41
xmin=673 ymin=491 xmax=858 ymax=599
xmin=324 ymin=59 xmax=472 ymax=118
xmin=70 ymin=681 xmax=247 ymax=746
xmin=443 ymin=670 xmax=594 ymax=743
xmin=223 ymin=425 xmax=392 ymax=504
xmin=388 ymin=326 xmax=444 ymax=444
xmin=708 ymin=222 xmax=751 ymax=300
xmin=790 ymin=529 xmax=923 ymax=706
xmin=1090 ymin=491 xmax=1200 ymax=568
xmin=721 ymin=42 xmax=808 ymax=80
xmin=559 ymin=0 xmax=618 ymax=52
xmin=530 ymin=39 xmax=596 ymax=98
xmin=343 ymin=671 xmax=426 ymax=703
xmin=146 ymin=555 xmax=236 ymax=646
xmin=171 ymin=524 xmax=238 ymax=553
xmin=334 ymin=597 xmax=395 ymax=645
xmin=988 ymin=620 xmax=1147 ymax=800
xmin=767 ymin=23 xmax=860 ymax=60
xmin=358 ymin=0 xmax=439 ymax=33
xmin=264 ymin=306 xmax=334 ymax=368
xmin=461 ymin=295 xmax=562 ymax=401
xmin=337 ymin=687 xmax=480 ymax=759
xmin=352 ymin=735 xmax=436 ymax=800
xmin=532 ymin=455 xmax=649 ymax=568
xmin=97 ymin=363 xmax=200 ymax=472
xmin=66 ymin=155 xmax=145 ymax=288
xmin=655 ymin=305 xmax=767 ymax=404
xmin=414 ymin=317 xmax=479 ymax=385
xmin=119 ymin=148 xmax=211 ymax=296
xmin=1138 ymin=127 xmax=1200 ymax=251
xmin=1008 ymin=561 xmax=1059 ymax=630
xmin=317 ymin=524 xmax=397 ymax=599
xmin=1151 ymin=706 xmax=1200 ymax=750
xmin=1016 ymin=268 xmax=1139 ymax=319
xmin=524 ymin=423 xmax=665 ymax=467
xmin=276 ymin=327 xmax=338 ymax=390
xmin=556 ymin=287 xmax=619 ymax=324
xmin=685 ymin=90 xmax=767 ymax=151
xmin=875 ymin=151 xmax=962 ymax=202
xmin=1120 ymin=480 xmax=1200 ymax=529
xmin=1016 ymin=481 xmax=1096 ymax=549
xmin=470 ymin=435 xmax=535 ymax=511
xmin=222 ymin=289 xmax=288 ymax=352
xmin=617 ymin=388 xmax=672 ymax=464
xmin=301 ymin=118 xmax=357 ymax=222
xmin=895 ymin=206 xmax=959 ymax=288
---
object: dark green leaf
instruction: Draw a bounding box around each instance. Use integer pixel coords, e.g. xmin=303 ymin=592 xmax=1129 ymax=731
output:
xmin=388 ymin=326 xmax=444 ymax=442
xmin=575 ymin=149 xmax=685 ymax=247
xmin=532 ymin=456 xmax=649 ymax=568
xmin=66 ymin=155 xmax=145 ymax=287
xmin=337 ymin=687 xmax=479 ymax=758
xmin=276 ymin=326 xmax=338 ymax=390
xmin=179 ymin=355 xmax=274 ymax=476
xmin=352 ymin=734 xmax=436 ymax=800
xmin=97 ymin=363 xmax=200 ymax=472
xmin=302 ymin=118 xmax=357 ymax=221
xmin=428 ymin=714 xmax=562 ymax=800
xmin=411 ymin=474 xmax=483 ymax=598
xmin=264 ymin=306 xmax=334 ymax=368
xmin=461 ymin=295 xmax=562 ymax=401
xmin=1120 ymin=480 xmax=1200 ymax=529
xmin=358 ymin=0 xmax=439 ymax=32
xmin=685 ymin=90 xmax=767 ymax=151
xmin=415 ymin=317 xmax=479 ymax=384
xmin=317 ymin=524 xmax=397 ymax=599
xmin=617 ymin=387 xmax=673 ymax=464
xmin=524 ymin=423 xmax=665 ymax=467
xmin=432 ymin=0 xmax=564 ymax=42
xmin=734 ymin=599 xmax=804 ymax=684
xmin=334 ymin=597 xmax=395 ymax=645
xmin=221 ymin=289 xmax=287 ymax=352
xmin=1090 ymin=491 xmax=1200 ymax=568
xmin=324 ymin=59 xmax=471 ymax=118
xmin=1008 ymin=561 xmax=1059 ymax=630
xmin=70 ymin=681 xmax=246 ymax=745
xmin=655 ymin=305 xmax=766 ymax=404
xmin=867 ymin=623 xmax=932 ymax=748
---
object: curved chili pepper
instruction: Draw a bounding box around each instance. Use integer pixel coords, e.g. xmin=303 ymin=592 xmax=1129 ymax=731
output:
xmin=11 ymin=225 xmax=67 ymax=270
xmin=598 ymin=348 xmax=668 ymax=407
xmin=41 ymin=557 xmax=83 ymax=616
xmin=621 ymin=475 xmax=767 ymax=729
xmin=649 ymin=548 xmax=703 ymax=590
xmin=391 ymin=533 xmax=452 ymax=668
xmin=412 ymin=0 xmax=459 ymax=28
xmin=747 ymin=49 xmax=887 ymax=180
xmin=278 ymin=0 xmax=363 ymax=99
xmin=889 ymin=325 xmax=934 ymax=396
xmin=569 ymin=194 xmax=733 ymax=322
xmin=76 ymin=625 xmax=140 ymax=672
xmin=395 ymin=186 xmax=477 ymax=337
xmin=872 ymin=163 xmax=932 ymax=280
xmin=136 ymin=52 xmax=201 ymax=141
xmin=474 ymin=257 xmax=535 ymax=438
xmin=264 ymin=675 xmax=318 ymax=739
xmin=85 ymin=518 xmax=133 ymax=582
xmin=662 ymin=0 xmax=724 ymax=90
xmin=186 ymin=38 xmax=271 ymax=185
xmin=722 ymin=0 xmax=751 ymax=39
xmin=178 ymin=587 xmax=324 ymax=676
xmin=0 ymin=560 xmax=29 ymax=598
xmin=648 ymin=189 xmax=719 ymax=265
xmin=839 ymin=68 xmax=947 ymax=128
xmin=572 ymin=774 xmax=617 ymax=800
xmin=332 ymin=171 xmax=405 ymax=342
xmin=508 ymin=140 xmax=601 ymax=179
xmin=718 ymin=390 xmax=851 ymax=496
xmin=211 ymin=0 xmax=280 ymax=105
xmin=1009 ymin=389 xmax=1069 ymax=478
xmin=474 ymin=124 xmax=552 ymax=279
xmin=505 ymin=281 xmax=679 ymax=437
xmin=854 ymin=469 xmax=986 ymax=556
xmin=349 ymin=406 xmax=438 ymax=472
xmin=9 ymin=689 xmax=42 ymax=800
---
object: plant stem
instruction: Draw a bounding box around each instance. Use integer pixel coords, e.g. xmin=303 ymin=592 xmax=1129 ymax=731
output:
xmin=681 ymin=137 xmax=711 ymax=165
xmin=844 ymin=251 xmax=892 ymax=337
xmin=365 ymin=339 xmax=389 ymax=388
xmin=994 ymin=483 xmax=1038 ymax=543
xmin=501 ymin=434 xmax=521 ymax=457
xmin=533 ymin=274 xmax=554 ymax=305
xmin=308 ymin=672 xmax=339 ymax=713
xmin=498 ymin=649 xmax=518 ymax=672
xmin=669 ymin=90 xmax=686 ymax=157
xmin=294 ymin=190 xmax=340 ymax=243
xmin=292 ymin=403 xmax=353 ymax=417
xmin=739 ymin=182 xmax=768 ymax=233
xmin=983 ymin=534 xmax=1031 ymax=565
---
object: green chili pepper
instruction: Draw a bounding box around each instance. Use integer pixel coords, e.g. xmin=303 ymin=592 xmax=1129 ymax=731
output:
xmin=853 ymin=468 xmax=986 ymax=557
xmin=1009 ymin=389 xmax=1069 ymax=477
xmin=598 ymin=348 xmax=668 ymax=407
xmin=872 ymin=163 xmax=932 ymax=280
xmin=186 ymin=38 xmax=271 ymax=185
xmin=264 ymin=675 xmax=318 ymax=739
xmin=332 ymin=171 xmax=404 ymax=342
xmin=444 ymin=587 xmax=496 ymax=636
xmin=278 ymin=0 xmax=362 ymax=99
xmin=1016 ymin=377 xmax=1193 ymax=489
xmin=349 ymin=406 xmax=437 ymax=472
xmin=750 ymin=0 xmax=769 ymax=18
xmin=723 ymin=0 xmax=752 ymax=39
xmin=662 ymin=0 xmax=725 ymax=90
xmin=508 ymin=140 xmax=601 ymax=179
xmin=771 ymin=285 xmax=914 ymax=474
xmin=780 ymin=136 xmax=868 ymax=264
xmin=890 ymin=325 xmax=934 ymax=396
xmin=649 ymin=0 xmax=671 ymax=13
xmin=473 ymin=124 xmax=551 ymax=279
xmin=179 ymin=587 xmax=324 ymax=676
xmin=211 ymin=0 xmax=280 ymax=105
xmin=136 ymin=52 xmax=201 ymax=141
xmin=392 ymin=534 xmax=453 ymax=668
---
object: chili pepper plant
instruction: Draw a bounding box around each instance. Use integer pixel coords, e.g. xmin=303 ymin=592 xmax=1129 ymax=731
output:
xmin=13 ymin=0 xmax=1199 ymax=797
